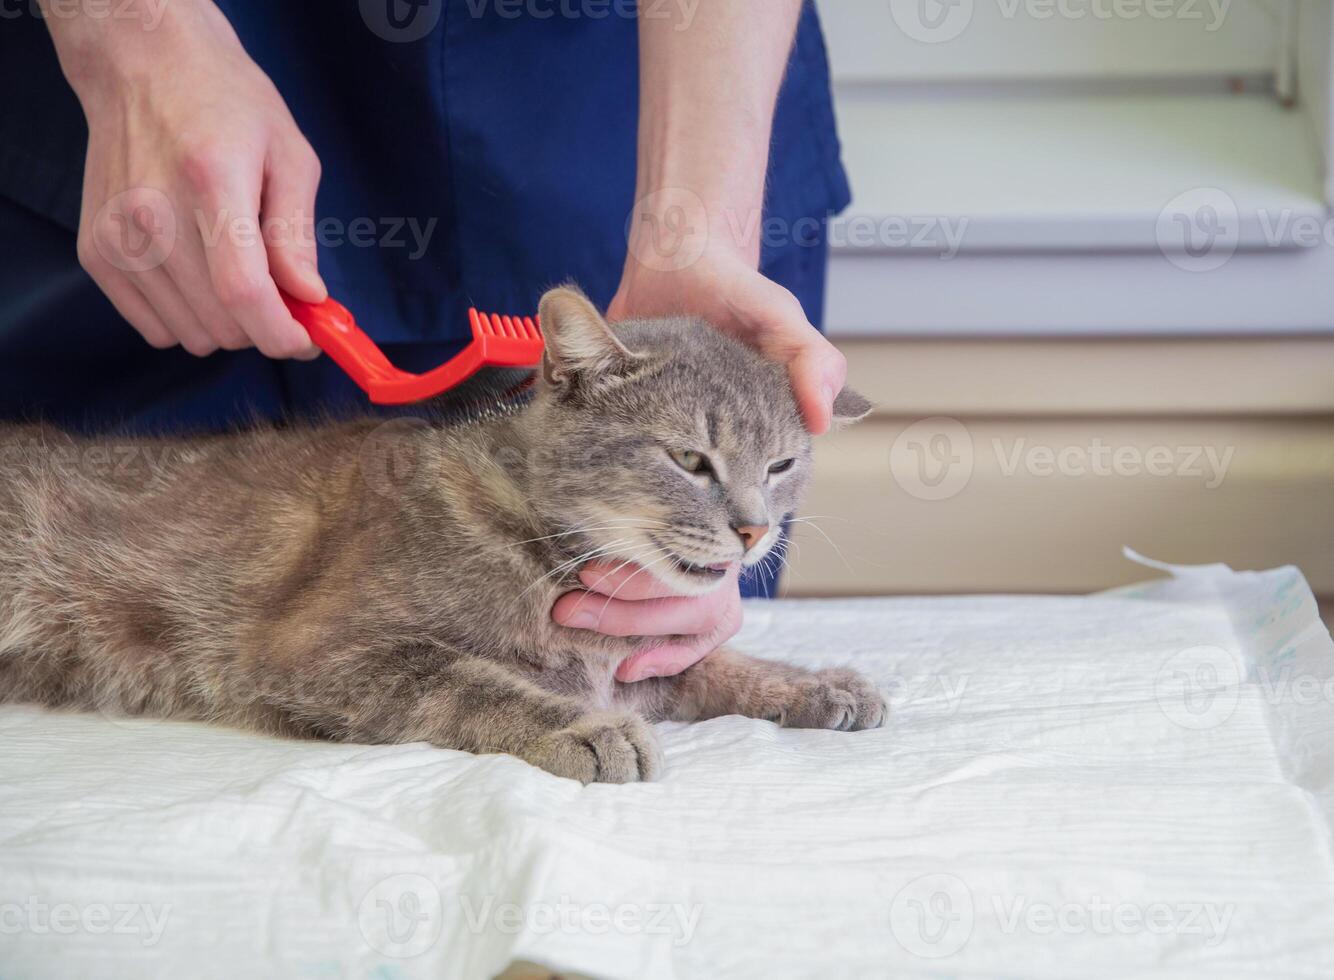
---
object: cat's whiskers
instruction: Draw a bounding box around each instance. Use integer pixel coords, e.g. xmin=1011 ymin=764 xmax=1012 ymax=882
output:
xmin=757 ymin=536 xmax=794 ymax=584
xmin=508 ymin=519 xmax=670 ymax=548
xmin=585 ymin=544 xmax=668 ymax=589
xmin=560 ymin=544 xmax=673 ymax=621
xmin=786 ymin=515 xmax=851 ymax=571
xmin=534 ymin=540 xmax=635 ymax=583
xmin=520 ymin=536 xmax=642 ymax=596
xmin=600 ymin=548 xmax=682 ymax=609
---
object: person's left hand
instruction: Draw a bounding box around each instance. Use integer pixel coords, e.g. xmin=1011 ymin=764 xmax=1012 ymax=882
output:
xmin=552 ymin=561 xmax=742 ymax=682
xmin=608 ymin=244 xmax=848 ymax=435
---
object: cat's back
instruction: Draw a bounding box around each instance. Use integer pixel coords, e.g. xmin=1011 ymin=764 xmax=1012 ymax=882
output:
xmin=0 ymin=419 xmax=380 ymax=588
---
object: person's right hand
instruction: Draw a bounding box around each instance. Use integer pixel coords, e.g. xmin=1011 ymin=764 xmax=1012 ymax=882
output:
xmin=48 ymin=0 xmax=327 ymax=357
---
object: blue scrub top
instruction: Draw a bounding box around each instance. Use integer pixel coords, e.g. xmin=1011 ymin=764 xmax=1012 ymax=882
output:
xmin=0 ymin=1 xmax=850 ymax=430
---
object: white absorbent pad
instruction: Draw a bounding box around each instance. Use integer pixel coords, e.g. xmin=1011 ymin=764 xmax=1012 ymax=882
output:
xmin=2 ymin=555 xmax=1333 ymax=979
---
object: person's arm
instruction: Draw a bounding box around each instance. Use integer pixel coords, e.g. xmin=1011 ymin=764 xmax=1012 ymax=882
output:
xmin=608 ymin=0 xmax=848 ymax=434
xmin=557 ymin=2 xmax=835 ymax=681
xmin=40 ymin=0 xmax=324 ymax=357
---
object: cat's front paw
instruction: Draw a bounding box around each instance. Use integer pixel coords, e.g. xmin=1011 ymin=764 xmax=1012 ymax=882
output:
xmin=526 ymin=711 xmax=663 ymax=784
xmin=770 ymin=667 xmax=887 ymax=732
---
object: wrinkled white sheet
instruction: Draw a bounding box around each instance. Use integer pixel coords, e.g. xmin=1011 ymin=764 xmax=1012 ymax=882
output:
xmin=2 ymin=556 xmax=1333 ymax=979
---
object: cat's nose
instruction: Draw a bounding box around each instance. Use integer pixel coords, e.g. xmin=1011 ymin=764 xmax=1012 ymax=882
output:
xmin=733 ymin=523 xmax=770 ymax=553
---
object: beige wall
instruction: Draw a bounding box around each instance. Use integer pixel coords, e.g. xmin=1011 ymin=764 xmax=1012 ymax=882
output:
xmin=785 ymin=337 xmax=1334 ymax=598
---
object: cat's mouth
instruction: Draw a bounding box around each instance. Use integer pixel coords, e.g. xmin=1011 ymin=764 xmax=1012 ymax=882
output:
xmin=667 ymin=554 xmax=731 ymax=582
xmin=643 ymin=534 xmax=737 ymax=590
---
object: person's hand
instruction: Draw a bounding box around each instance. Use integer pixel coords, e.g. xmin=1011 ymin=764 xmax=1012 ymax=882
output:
xmin=552 ymin=561 xmax=743 ymax=682
xmin=48 ymin=0 xmax=325 ymax=357
xmin=609 ymin=234 xmax=847 ymax=437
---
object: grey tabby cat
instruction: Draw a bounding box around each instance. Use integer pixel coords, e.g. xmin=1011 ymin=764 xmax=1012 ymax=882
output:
xmin=0 ymin=287 xmax=884 ymax=783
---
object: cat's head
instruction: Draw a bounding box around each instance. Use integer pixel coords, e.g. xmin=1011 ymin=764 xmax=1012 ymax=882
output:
xmin=522 ymin=286 xmax=870 ymax=596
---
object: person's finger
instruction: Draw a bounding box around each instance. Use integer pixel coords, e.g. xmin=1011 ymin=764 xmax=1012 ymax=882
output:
xmin=134 ymin=267 xmax=219 ymax=356
xmin=163 ymin=236 xmax=251 ymax=350
xmin=191 ymin=161 xmax=319 ymax=360
xmin=615 ymin=598 xmax=744 ymax=682
xmin=553 ymin=586 xmax=732 ymax=638
xmin=578 ymin=560 xmax=692 ymax=601
xmin=735 ymin=276 xmax=846 ymax=435
xmin=786 ymin=334 xmax=847 ymax=436
xmin=615 ymin=642 xmax=711 ymax=682
xmin=77 ymin=246 xmax=177 ymax=349
xmin=261 ymin=139 xmax=326 ymax=303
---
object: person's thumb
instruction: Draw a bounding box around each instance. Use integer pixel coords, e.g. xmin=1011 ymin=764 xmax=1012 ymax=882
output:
xmin=787 ymin=335 xmax=847 ymax=436
xmin=262 ymin=140 xmax=327 ymax=304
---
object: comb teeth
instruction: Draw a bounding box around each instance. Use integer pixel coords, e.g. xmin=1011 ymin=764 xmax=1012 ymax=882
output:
xmin=476 ymin=311 xmax=543 ymax=339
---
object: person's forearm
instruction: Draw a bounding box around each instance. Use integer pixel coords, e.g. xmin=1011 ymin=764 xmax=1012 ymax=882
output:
xmin=632 ymin=0 xmax=804 ymax=266
xmin=39 ymin=0 xmax=227 ymax=101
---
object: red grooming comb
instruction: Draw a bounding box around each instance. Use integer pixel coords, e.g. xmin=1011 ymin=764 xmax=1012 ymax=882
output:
xmin=281 ymin=293 xmax=543 ymax=405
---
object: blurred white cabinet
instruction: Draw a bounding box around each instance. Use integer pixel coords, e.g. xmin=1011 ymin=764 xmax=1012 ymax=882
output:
xmin=822 ymin=0 xmax=1286 ymax=81
xmin=820 ymin=0 xmax=1334 ymax=334
xmin=800 ymin=1 xmax=1334 ymax=599
xmin=785 ymin=336 xmax=1334 ymax=598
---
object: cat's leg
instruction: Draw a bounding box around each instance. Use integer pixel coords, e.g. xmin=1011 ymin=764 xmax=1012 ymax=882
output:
xmin=629 ymin=648 xmax=887 ymax=731
xmin=283 ymin=651 xmax=663 ymax=784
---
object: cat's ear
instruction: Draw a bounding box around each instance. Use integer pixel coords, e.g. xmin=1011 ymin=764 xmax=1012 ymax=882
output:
xmin=538 ymin=286 xmax=636 ymax=386
xmin=830 ymin=386 xmax=873 ymax=428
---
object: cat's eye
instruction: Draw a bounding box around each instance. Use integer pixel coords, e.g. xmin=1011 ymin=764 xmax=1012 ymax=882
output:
xmin=669 ymin=448 xmax=713 ymax=476
xmin=768 ymin=458 xmax=796 ymax=475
